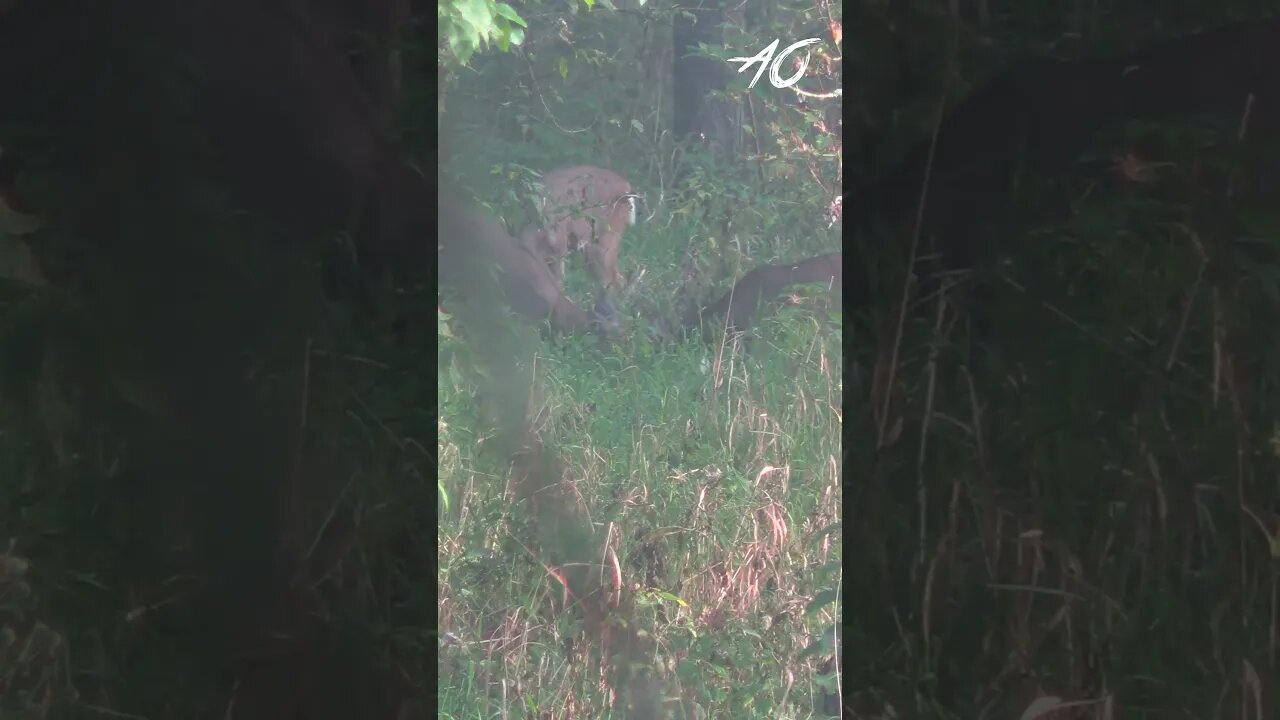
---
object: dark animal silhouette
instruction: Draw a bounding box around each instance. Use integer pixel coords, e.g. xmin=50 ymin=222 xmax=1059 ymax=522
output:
xmin=440 ymin=195 xmax=613 ymax=335
xmin=690 ymin=252 xmax=842 ymax=336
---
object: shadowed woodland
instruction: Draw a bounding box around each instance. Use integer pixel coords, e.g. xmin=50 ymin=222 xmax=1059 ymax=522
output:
xmin=847 ymin=2 xmax=1280 ymax=718
xmin=1 ymin=2 xmax=440 ymax=717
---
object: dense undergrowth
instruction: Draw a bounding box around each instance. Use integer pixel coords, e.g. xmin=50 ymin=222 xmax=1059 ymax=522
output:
xmin=436 ymin=186 xmax=843 ymax=718
xmin=0 ymin=220 xmax=439 ymax=718
xmin=847 ymin=117 xmax=1280 ymax=717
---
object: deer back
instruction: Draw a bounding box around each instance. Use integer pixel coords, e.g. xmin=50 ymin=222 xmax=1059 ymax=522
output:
xmin=439 ymin=197 xmax=591 ymax=333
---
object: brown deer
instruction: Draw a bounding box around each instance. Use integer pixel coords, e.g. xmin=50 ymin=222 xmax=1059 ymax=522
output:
xmin=517 ymin=165 xmax=637 ymax=292
xmin=690 ymin=252 xmax=842 ymax=336
xmin=439 ymin=195 xmax=614 ymax=335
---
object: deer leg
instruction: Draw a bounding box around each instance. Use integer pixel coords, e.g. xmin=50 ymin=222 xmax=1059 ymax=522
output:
xmin=584 ymin=240 xmax=620 ymax=292
xmin=552 ymin=256 xmax=566 ymax=288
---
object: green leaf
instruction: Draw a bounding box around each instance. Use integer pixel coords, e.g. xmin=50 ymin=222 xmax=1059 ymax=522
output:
xmin=493 ymin=2 xmax=526 ymax=25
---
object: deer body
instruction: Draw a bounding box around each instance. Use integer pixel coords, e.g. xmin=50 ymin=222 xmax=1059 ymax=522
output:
xmin=519 ymin=165 xmax=636 ymax=291
xmin=692 ymin=253 xmax=843 ymax=335
xmin=439 ymin=197 xmax=603 ymax=334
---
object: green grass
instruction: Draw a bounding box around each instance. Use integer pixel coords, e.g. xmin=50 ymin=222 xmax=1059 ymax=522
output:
xmin=437 ymin=276 xmax=843 ymax=718
xmin=844 ymin=120 xmax=1280 ymax=718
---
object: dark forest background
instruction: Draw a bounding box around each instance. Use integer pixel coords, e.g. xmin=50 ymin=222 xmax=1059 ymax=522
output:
xmin=846 ymin=1 xmax=1280 ymax=718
